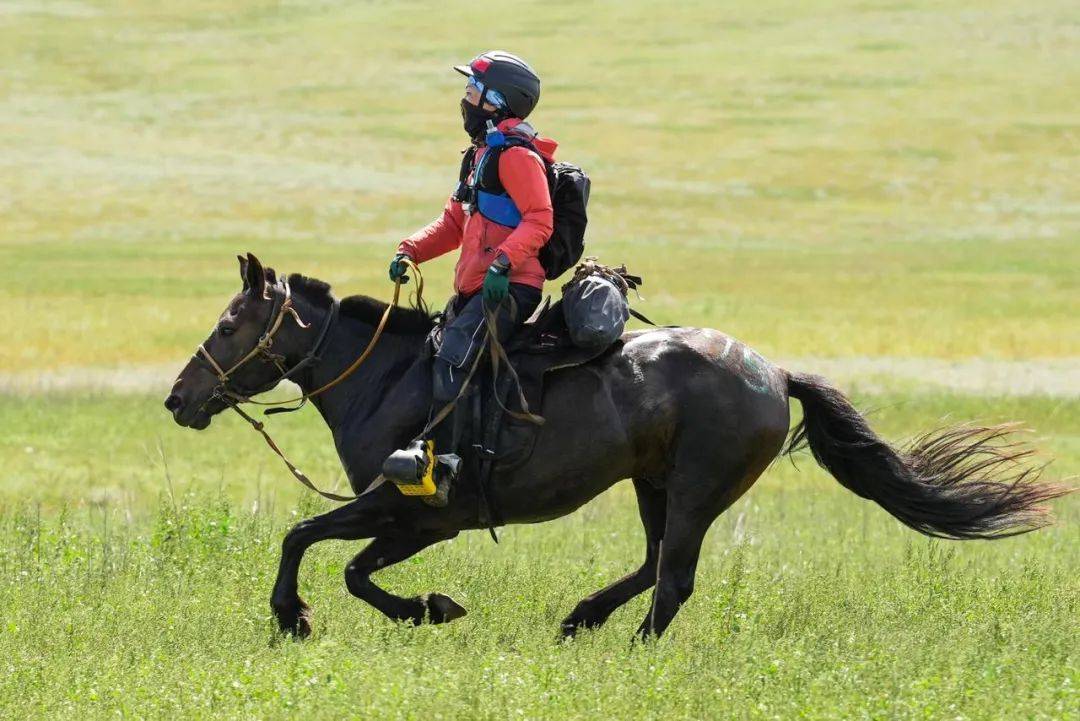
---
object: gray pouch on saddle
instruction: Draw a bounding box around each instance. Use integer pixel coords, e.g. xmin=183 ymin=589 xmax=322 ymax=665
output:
xmin=561 ymin=274 xmax=630 ymax=349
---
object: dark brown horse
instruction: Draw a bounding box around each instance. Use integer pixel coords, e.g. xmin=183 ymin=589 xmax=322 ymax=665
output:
xmin=165 ymin=255 xmax=1069 ymax=640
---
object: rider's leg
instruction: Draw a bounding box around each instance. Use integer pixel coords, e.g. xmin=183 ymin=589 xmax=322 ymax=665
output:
xmin=431 ymin=283 xmax=542 ymax=413
xmin=382 ymin=284 xmax=541 ymax=492
xmin=426 ymin=285 xmax=541 ymax=472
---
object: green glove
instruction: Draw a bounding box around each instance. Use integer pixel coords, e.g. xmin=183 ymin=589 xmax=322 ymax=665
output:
xmin=388 ymin=253 xmax=411 ymax=284
xmin=482 ymin=263 xmax=510 ymax=307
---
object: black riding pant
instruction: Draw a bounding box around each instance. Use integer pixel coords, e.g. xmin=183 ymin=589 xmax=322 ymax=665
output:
xmin=432 ymin=283 xmax=542 ymax=403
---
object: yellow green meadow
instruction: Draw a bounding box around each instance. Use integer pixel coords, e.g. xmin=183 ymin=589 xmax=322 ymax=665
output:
xmin=0 ymin=1 xmax=1076 ymax=719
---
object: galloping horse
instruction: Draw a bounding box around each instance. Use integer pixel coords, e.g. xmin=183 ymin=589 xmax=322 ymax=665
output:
xmin=165 ymin=255 xmax=1069 ymax=640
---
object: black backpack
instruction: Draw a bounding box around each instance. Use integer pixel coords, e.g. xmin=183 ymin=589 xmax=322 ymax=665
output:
xmin=454 ymin=139 xmax=590 ymax=280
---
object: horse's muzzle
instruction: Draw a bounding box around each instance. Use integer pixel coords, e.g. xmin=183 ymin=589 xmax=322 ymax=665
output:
xmin=164 ymin=391 xmax=216 ymax=429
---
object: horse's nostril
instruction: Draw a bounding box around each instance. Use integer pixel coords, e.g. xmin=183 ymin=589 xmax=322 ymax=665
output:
xmin=164 ymin=394 xmax=183 ymax=412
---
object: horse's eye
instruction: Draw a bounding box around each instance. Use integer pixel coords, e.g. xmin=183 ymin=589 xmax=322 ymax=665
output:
xmin=219 ymin=326 xmax=236 ymax=337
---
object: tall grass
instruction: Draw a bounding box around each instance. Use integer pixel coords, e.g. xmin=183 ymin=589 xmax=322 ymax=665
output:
xmin=0 ymin=392 xmax=1076 ymax=718
xmin=1 ymin=484 xmax=1075 ymax=720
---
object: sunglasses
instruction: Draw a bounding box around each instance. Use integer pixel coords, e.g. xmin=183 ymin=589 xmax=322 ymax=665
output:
xmin=466 ymin=75 xmax=506 ymax=110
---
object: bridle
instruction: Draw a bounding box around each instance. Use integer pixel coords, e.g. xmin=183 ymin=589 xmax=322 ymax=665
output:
xmin=186 ymin=262 xmax=421 ymax=502
xmin=195 ymin=277 xmax=339 ymax=409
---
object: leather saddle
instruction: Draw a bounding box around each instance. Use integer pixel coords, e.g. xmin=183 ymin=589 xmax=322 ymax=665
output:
xmin=427 ymin=295 xmax=621 ymax=417
xmin=427 ymin=295 xmax=622 ymax=502
xmin=506 ymin=297 xmax=622 ymax=406
xmin=491 ymin=297 xmax=623 ymax=467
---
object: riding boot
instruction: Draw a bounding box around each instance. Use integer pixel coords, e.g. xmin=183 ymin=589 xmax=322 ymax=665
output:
xmin=381 ymin=436 xmax=436 ymax=494
xmin=381 ymin=394 xmax=462 ymax=507
xmin=381 ymin=435 xmax=460 ymax=508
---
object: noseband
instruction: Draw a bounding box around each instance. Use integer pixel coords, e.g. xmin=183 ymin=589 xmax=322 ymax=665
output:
xmin=195 ymin=277 xmax=338 ymax=406
xmin=183 ymin=261 xmax=420 ymax=503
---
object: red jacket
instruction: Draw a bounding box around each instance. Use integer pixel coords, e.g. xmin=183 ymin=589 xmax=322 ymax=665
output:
xmin=398 ymin=118 xmax=556 ymax=295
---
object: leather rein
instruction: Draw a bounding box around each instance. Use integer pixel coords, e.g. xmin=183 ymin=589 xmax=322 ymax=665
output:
xmin=191 ymin=261 xmax=423 ymax=501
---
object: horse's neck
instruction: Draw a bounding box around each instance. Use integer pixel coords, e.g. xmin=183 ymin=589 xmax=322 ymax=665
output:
xmin=293 ymin=316 xmax=413 ymax=427
xmin=291 ymin=303 xmax=430 ymax=481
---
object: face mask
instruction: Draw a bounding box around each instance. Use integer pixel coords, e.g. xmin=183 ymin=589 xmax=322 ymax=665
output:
xmin=461 ymin=98 xmax=498 ymax=142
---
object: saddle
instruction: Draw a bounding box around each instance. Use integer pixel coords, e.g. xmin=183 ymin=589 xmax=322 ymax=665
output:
xmin=505 ymin=296 xmax=623 ymax=413
xmin=428 ymin=295 xmax=623 ymax=528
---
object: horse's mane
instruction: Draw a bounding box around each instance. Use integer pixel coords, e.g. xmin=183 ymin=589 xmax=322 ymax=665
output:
xmin=286 ymin=272 xmax=435 ymax=335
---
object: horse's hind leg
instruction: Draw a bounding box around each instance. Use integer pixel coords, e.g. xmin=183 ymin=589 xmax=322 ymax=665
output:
xmin=560 ymin=478 xmax=666 ymax=638
xmin=344 ymin=534 xmax=466 ymax=625
xmin=636 ymin=449 xmax=774 ymax=640
xmin=634 ymin=504 xmax=712 ymax=641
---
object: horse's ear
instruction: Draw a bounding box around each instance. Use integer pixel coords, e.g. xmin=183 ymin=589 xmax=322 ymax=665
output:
xmin=244 ymin=252 xmax=266 ymax=297
xmin=238 ymin=254 xmax=249 ymax=291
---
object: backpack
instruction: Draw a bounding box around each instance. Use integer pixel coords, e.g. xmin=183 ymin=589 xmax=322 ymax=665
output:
xmin=453 ymin=137 xmax=590 ymax=280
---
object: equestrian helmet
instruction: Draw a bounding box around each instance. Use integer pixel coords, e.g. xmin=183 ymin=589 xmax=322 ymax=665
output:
xmin=454 ymin=51 xmax=541 ymax=120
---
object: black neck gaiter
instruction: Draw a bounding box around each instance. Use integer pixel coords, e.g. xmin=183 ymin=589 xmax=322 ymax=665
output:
xmin=461 ymin=98 xmax=499 ymax=143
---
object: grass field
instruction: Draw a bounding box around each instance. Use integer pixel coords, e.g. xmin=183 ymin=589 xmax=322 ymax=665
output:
xmin=1 ymin=0 xmax=1077 ymax=719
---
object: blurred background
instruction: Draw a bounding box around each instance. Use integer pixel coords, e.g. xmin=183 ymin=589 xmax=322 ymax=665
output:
xmin=3 ymin=0 xmax=1076 ymax=504
xmin=0 ymin=2 xmax=1076 ymax=718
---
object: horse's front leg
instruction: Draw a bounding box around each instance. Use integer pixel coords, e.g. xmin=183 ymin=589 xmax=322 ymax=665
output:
xmin=270 ymin=498 xmax=381 ymax=637
xmin=344 ymin=534 xmax=465 ymax=625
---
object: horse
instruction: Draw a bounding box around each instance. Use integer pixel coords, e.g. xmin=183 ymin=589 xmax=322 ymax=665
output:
xmin=164 ymin=254 xmax=1070 ymax=640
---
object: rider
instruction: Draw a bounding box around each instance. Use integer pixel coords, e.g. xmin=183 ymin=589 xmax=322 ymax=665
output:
xmin=383 ymin=51 xmax=558 ymax=496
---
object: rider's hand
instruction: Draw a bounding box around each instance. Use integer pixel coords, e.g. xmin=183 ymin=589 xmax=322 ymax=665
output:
xmin=388 ymin=253 xmax=411 ymax=284
xmin=482 ymin=261 xmax=510 ymax=306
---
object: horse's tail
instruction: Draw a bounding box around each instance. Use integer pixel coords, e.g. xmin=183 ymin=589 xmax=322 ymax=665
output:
xmin=783 ymin=371 xmax=1071 ymax=539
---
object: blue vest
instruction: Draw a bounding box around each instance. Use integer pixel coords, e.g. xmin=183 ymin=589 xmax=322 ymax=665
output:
xmin=455 ymin=125 xmax=542 ymax=228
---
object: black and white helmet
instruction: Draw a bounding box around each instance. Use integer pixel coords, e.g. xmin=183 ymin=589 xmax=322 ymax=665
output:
xmin=454 ymin=51 xmax=541 ymax=120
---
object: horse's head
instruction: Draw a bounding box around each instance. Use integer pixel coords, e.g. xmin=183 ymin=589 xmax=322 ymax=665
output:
xmin=164 ymin=253 xmax=317 ymax=429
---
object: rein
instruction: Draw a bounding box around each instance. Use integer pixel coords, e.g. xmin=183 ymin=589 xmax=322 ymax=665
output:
xmin=193 ymin=260 xmax=424 ymax=502
xmin=194 ymin=259 xmax=541 ymax=506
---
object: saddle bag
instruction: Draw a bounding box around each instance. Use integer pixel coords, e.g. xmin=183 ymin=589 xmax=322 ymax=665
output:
xmin=561 ymin=270 xmax=631 ymax=349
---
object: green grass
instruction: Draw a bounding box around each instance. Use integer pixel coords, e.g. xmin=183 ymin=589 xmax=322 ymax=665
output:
xmin=1 ymin=0 xmax=1078 ymax=718
xmin=0 ymin=393 xmax=1076 ymax=719
xmin=1 ymin=490 xmax=1076 ymax=720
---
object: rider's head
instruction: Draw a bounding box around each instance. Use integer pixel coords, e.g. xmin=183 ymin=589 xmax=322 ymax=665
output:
xmin=455 ymin=51 xmax=541 ymax=143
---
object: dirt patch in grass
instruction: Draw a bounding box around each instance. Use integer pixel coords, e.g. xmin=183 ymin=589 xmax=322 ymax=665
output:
xmin=778 ymin=356 xmax=1080 ymax=398
xmin=2 ymin=357 xmax=1077 ymax=398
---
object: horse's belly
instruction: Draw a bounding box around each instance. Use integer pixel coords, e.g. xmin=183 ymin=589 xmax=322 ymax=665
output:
xmin=489 ymin=327 xmax=791 ymax=524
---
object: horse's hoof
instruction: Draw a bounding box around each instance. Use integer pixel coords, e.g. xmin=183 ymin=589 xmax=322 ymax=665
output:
xmin=277 ymin=615 xmax=312 ymax=639
xmin=292 ymin=615 xmax=312 ymax=639
xmin=272 ymin=598 xmax=312 ymax=639
xmin=419 ymin=593 xmax=467 ymax=624
xmin=559 ymin=611 xmax=602 ymax=639
xmin=632 ymin=626 xmax=658 ymax=645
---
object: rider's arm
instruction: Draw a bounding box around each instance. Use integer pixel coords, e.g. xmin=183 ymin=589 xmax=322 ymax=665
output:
xmin=397 ymin=196 xmax=466 ymax=264
xmin=496 ymin=147 xmax=554 ymax=268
